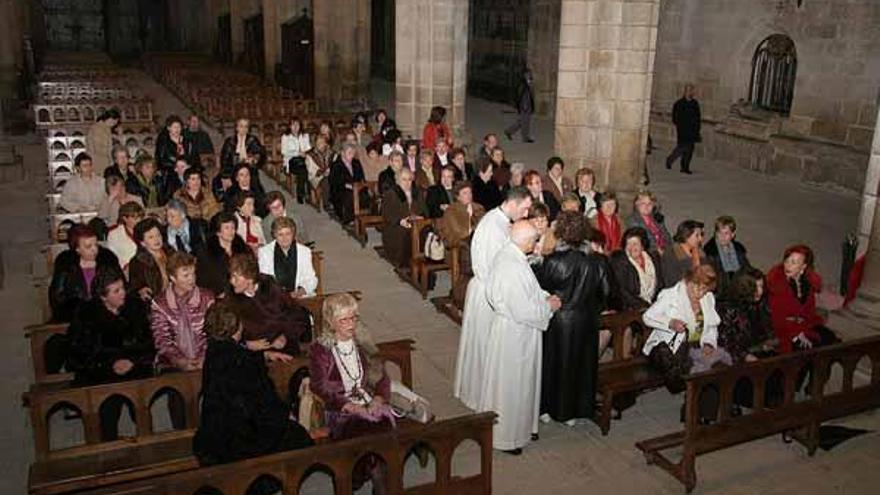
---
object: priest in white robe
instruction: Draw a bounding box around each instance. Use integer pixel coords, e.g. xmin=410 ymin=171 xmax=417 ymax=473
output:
xmin=454 ymin=188 xmax=534 ymax=410
xmin=479 ymin=220 xmax=561 ymax=453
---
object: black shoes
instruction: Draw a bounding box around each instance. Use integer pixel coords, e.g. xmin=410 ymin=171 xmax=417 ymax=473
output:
xmin=681 ymin=169 xmax=692 ymax=175
xmin=531 ymin=433 xmax=540 ymax=441
xmin=502 ymin=448 xmax=523 ymax=456
xmin=524 ymin=138 xmax=535 ymax=143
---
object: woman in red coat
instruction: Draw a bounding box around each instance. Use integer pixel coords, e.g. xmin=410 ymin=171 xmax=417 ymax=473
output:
xmin=766 ymin=245 xmax=838 ymax=353
xmin=421 ymin=106 xmax=453 ymax=151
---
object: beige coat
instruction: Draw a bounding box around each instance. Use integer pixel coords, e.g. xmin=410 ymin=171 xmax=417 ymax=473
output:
xmin=86 ymin=120 xmax=114 ymax=175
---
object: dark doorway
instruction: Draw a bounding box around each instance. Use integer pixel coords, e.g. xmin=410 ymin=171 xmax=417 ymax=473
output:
xmin=370 ymin=0 xmax=395 ymax=81
xmin=278 ymin=9 xmax=315 ymax=98
xmin=241 ymin=13 xmax=265 ymax=76
xmin=216 ymin=14 xmax=232 ymax=64
xmin=467 ymin=0 xmax=529 ymax=104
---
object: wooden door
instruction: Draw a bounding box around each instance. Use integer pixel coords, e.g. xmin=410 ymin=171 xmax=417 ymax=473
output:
xmin=279 ymin=10 xmax=314 ymax=98
xmin=241 ymin=13 xmax=265 ymax=76
xmin=216 ymin=14 xmax=231 ymax=64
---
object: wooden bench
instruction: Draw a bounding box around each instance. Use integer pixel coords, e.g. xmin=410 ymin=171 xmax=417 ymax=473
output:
xmin=635 ymin=335 xmax=880 ymax=492
xmin=67 ymin=412 xmax=496 ymax=495
xmin=25 ymin=339 xmax=415 ymax=494
xmin=404 ymin=218 xmax=449 ymax=299
xmin=350 ymin=181 xmax=382 ymax=247
xmin=33 ymin=101 xmax=154 ymax=130
xmin=593 ymin=309 xmax=660 ymax=435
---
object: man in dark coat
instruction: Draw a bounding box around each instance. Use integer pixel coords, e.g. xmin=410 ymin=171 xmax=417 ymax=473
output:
xmin=665 ymin=84 xmax=701 ymax=174
xmin=184 ymin=115 xmax=215 ymax=159
xmin=328 ymin=143 xmax=367 ymax=224
xmin=504 ymin=69 xmax=535 ymax=143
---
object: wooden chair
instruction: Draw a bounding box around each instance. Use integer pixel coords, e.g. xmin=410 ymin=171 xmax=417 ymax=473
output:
xmin=405 ymin=218 xmax=449 ymax=299
xmin=636 ymin=335 xmax=880 ymax=492
xmin=431 ymin=244 xmax=463 ymax=324
xmin=351 ymin=181 xmax=382 ymax=247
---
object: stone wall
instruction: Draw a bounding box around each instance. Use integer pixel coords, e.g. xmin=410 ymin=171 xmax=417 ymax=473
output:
xmin=651 ymin=0 xmax=880 ymax=192
xmin=527 ymin=0 xmax=561 ymax=118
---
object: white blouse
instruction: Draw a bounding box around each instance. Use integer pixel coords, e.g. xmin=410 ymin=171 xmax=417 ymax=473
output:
xmin=281 ymin=133 xmax=312 ymax=170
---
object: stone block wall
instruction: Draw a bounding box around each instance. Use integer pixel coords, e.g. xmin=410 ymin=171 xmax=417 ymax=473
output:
xmin=650 ymin=0 xmax=880 ymax=191
xmin=528 ymin=0 xmax=561 ymax=118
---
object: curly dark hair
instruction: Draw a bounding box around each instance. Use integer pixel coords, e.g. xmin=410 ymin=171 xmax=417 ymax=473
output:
xmin=723 ymin=267 xmax=765 ymax=303
xmin=554 ymin=211 xmax=588 ymax=246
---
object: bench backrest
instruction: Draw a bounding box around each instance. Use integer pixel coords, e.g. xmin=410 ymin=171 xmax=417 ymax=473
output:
xmin=25 ymin=337 xmax=413 ymax=461
xmin=683 ymin=335 xmax=880 ymax=456
xmin=70 ymin=412 xmax=495 ymax=495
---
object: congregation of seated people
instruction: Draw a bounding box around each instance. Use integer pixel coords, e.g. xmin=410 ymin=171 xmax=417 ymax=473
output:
xmin=44 ymin=102 xmax=844 ymax=490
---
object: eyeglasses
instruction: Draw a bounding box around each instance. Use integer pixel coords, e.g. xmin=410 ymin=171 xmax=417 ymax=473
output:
xmin=337 ymin=314 xmax=360 ymax=324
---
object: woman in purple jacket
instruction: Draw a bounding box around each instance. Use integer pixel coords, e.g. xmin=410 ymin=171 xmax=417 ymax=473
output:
xmin=310 ymin=292 xmax=394 ymax=494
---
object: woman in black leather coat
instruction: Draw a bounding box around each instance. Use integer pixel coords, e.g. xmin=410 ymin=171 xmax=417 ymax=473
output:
xmin=536 ymin=211 xmax=609 ymax=425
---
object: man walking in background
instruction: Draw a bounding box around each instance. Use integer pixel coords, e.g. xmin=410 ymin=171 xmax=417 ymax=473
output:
xmin=505 ymin=69 xmax=535 ymax=144
xmin=666 ymin=84 xmax=701 ymax=174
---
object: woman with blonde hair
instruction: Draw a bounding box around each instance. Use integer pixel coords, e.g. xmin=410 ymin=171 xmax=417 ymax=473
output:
xmin=310 ymin=293 xmax=394 ymax=493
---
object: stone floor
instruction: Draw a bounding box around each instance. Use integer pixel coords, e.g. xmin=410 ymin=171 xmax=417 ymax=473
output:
xmin=0 ymin=74 xmax=877 ymax=494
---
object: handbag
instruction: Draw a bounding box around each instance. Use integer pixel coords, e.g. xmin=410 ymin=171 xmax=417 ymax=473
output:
xmin=389 ymin=380 xmax=434 ymax=424
xmin=423 ymin=229 xmax=446 ymax=262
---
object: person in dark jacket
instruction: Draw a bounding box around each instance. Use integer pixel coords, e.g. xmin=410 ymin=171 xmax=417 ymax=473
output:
xmin=49 ymin=224 xmax=120 ymax=323
xmin=625 ymin=190 xmax=673 ymax=254
xmin=193 ymin=301 xmax=313 ymax=470
xmin=67 ymin=268 xmax=154 ymax=440
xmin=610 ymin=227 xmax=665 ymax=311
xmin=224 ymin=164 xmax=268 ymax=217
xmin=472 ymin=160 xmax=504 ymax=211
xmin=425 ymin=165 xmax=456 ymax=219
xmin=220 ymin=118 xmax=265 ymax=179
xmin=378 ymin=150 xmax=404 ymax=195
xmin=524 ymin=170 xmax=560 ymax=222
xmin=184 ymin=115 xmax=214 ymax=159
xmin=164 ymin=199 xmax=208 ymax=254
xmin=154 ymin=115 xmax=192 ymax=172
xmin=665 ymin=84 xmax=701 ymax=174
xmin=329 ymin=142 xmax=366 ymax=224
xmin=381 ymin=168 xmax=428 ymax=268
xmin=504 ymin=68 xmax=535 ymax=143
xmin=536 ymin=211 xmax=609 ymax=424
xmin=161 ymin=157 xmax=189 ymax=203
xmin=126 ymin=156 xmax=165 ymax=208
xmin=449 ymin=147 xmax=475 ymax=182
xmin=704 ymin=215 xmax=752 ymax=295
xmin=226 ymin=254 xmax=313 ymax=356
xmin=128 ymin=217 xmax=172 ymax=301
xmin=195 ymin=212 xmax=250 ymax=295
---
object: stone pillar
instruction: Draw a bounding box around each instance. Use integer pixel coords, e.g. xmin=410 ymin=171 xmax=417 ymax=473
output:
xmin=313 ymin=0 xmax=371 ymax=105
xmin=262 ymin=0 xmax=278 ymax=80
xmin=528 ymin=0 xmax=562 ymax=118
xmin=554 ymin=0 xmax=660 ymax=192
xmin=0 ymin=0 xmax=25 ymax=100
xmin=395 ymin=0 xmax=469 ymax=140
xmin=830 ymin=105 xmax=880 ymax=338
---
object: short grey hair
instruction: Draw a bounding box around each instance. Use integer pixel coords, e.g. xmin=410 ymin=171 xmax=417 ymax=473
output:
xmin=165 ymin=198 xmax=187 ymax=215
xmin=342 ymin=142 xmax=357 ymax=153
xmin=510 ymin=162 xmax=526 ymax=174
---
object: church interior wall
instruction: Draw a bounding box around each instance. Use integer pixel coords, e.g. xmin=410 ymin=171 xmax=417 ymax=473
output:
xmin=650 ymin=0 xmax=880 ymax=192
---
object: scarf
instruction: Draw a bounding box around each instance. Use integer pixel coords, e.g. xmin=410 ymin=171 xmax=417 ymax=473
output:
xmin=236 ymin=135 xmax=247 ymax=162
xmin=168 ymin=218 xmax=192 ymax=253
xmin=642 ymin=214 xmax=667 ymax=251
xmin=137 ymin=174 xmax=159 ymax=207
xmin=627 ymin=252 xmax=657 ymax=304
xmin=597 ymin=213 xmax=622 ymax=252
xmin=306 ymin=147 xmax=331 ymax=171
xmin=273 ymin=242 xmax=298 ymax=292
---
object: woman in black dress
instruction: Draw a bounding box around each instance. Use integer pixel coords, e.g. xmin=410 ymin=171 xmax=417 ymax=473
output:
xmin=536 ymin=211 xmax=609 ymax=425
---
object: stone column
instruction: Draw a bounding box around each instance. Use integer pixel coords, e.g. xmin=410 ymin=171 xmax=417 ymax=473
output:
xmin=554 ymin=0 xmax=660 ymax=192
xmin=830 ymin=105 xmax=880 ymax=337
xmin=395 ymin=0 xmax=469 ymax=140
xmin=313 ymin=0 xmax=371 ymax=105
xmin=262 ymin=0 xmax=278 ymax=80
xmin=528 ymin=0 xmax=562 ymax=118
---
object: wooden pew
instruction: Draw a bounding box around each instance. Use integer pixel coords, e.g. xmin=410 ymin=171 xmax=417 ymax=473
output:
xmin=636 ymin=335 xmax=880 ymax=492
xmin=350 ymin=181 xmax=382 ymax=247
xmin=593 ymin=309 xmax=661 ymax=435
xmin=68 ymin=412 xmax=496 ymax=495
xmin=405 ymin=218 xmax=449 ymax=299
xmin=25 ymin=339 xmax=416 ymax=494
xmin=430 ymin=245 xmax=463 ymax=324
